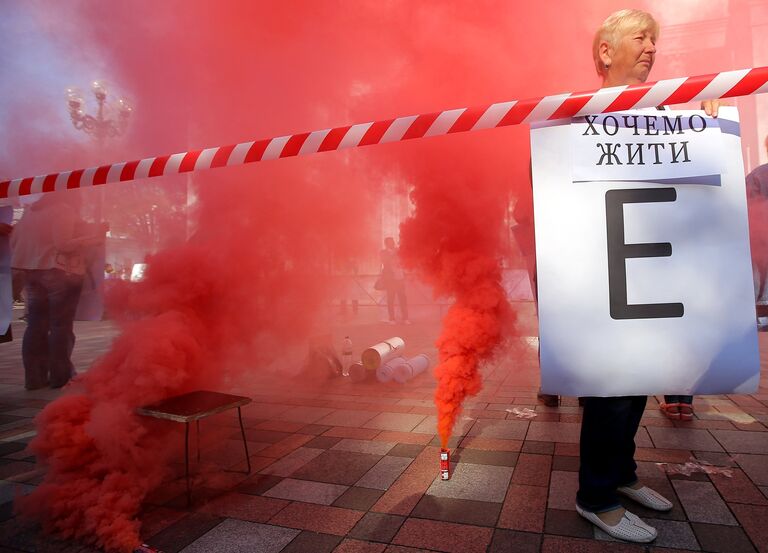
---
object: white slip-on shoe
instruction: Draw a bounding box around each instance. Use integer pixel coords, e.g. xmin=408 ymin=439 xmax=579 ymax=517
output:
xmin=576 ymin=504 xmax=658 ymax=543
xmin=617 ymin=485 xmax=673 ymax=512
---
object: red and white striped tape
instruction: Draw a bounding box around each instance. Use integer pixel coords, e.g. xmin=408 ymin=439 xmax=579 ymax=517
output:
xmin=3 ymin=67 xmax=767 ymax=199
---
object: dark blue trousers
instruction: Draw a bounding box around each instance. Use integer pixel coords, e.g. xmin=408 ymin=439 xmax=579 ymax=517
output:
xmin=664 ymin=395 xmax=693 ymax=404
xmin=577 ymin=395 xmax=647 ymax=512
xmin=22 ymin=269 xmax=83 ymax=389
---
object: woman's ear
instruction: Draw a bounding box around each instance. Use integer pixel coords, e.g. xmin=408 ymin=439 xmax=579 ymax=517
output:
xmin=599 ymin=40 xmax=612 ymax=69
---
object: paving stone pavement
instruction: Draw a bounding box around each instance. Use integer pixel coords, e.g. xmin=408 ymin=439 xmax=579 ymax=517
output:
xmin=0 ymin=314 xmax=766 ymax=552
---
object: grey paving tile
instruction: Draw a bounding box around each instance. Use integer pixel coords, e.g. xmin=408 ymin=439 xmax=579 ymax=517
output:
xmin=693 ymin=451 xmax=740 ymax=467
xmin=316 ymin=409 xmax=378 ymax=427
xmin=429 ymin=435 xmax=462 ymax=449
xmin=291 ymin=450 xmax=382 ymax=485
xmin=202 ymin=439 xmax=269 ymax=467
xmin=363 ymin=413 xmax=427 ymax=432
xmin=411 ymin=495 xmax=501 ymax=527
xmin=521 ymin=441 xmax=555 ymax=454
xmin=692 ymin=522 xmax=757 ymax=553
xmin=711 ymin=429 xmax=768 ymax=454
xmin=411 ymin=416 xmax=475 ymax=436
xmin=551 ymin=455 xmax=580 ymax=472
xmin=236 ymin=474 xmax=283 ymax=496
xmin=263 ymin=478 xmax=348 ymax=505
xmin=244 ymin=429 xmax=292 ymax=443
xmin=647 ymin=427 xmax=724 ymax=452
xmin=149 ymin=512 xmax=225 ymax=553
xmin=488 ymin=528 xmax=541 ymax=553
xmin=298 ymin=424 xmax=334 ymax=435
xmin=671 ymin=480 xmax=737 ymax=525
xmin=304 ymin=436 xmax=343 ymax=449
xmin=274 ymin=406 xmax=335 ymax=424
xmin=388 ymin=444 xmax=425 ymax=458
xmin=280 ymin=531 xmax=343 ymax=553
xmin=355 ymin=456 xmax=412 ymax=490
xmin=425 ymin=463 xmax=513 ymax=503
xmin=260 ymin=447 xmax=325 ymax=477
xmin=349 ymin=512 xmax=406 ymax=543
xmin=466 ymin=420 xmax=528 ymax=440
xmin=242 ymin=402 xmax=293 ymax=419
xmin=453 ymin=449 xmax=518 ymax=467
xmin=179 ymin=519 xmax=299 ymax=553
xmin=734 ymin=453 xmax=768 ymax=486
xmin=332 ymin=487 xmax=384 ymax=510
xmin=645 ymin=519 xmax=699 ymax=549
xmin=634 ymin=427 xmax=653 ymax=448
xmin=547 ymin=471 xmax=578 ymax=511
xmin=331 ymin=439 xmax=396 ymax=455
xmin=525 ymin=422 xmax=581 ymax=443
xmin=544 ymin=508 xmax=593 ymax=538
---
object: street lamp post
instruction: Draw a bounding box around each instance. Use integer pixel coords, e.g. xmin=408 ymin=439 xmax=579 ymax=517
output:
xmin=65 ymin=80 xmax=132 ymax=221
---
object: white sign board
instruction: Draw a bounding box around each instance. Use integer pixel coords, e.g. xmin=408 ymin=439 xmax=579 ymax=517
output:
xmin=531 ymin=107 xmax=760 ymax=396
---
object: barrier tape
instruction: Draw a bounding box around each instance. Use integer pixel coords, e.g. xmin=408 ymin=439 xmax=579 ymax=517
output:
xmin=3 ymin=66 xmax=767 ymax=199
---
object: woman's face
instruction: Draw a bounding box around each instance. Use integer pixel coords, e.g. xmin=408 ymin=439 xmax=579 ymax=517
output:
xmin=604 ymin=28 xmax=657 ymax=86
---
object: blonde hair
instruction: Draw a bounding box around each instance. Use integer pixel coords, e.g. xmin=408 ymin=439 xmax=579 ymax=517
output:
xmin=593 ymin=9 xmax=659 ymax=77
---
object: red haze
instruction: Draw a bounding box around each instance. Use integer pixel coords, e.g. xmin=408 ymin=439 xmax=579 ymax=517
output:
xmin=3 ymin=1 xmax=765 ymax=550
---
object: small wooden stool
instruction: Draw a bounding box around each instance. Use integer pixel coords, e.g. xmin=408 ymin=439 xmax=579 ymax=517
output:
xmin=138 ymin=390 xmax=252 ymax=505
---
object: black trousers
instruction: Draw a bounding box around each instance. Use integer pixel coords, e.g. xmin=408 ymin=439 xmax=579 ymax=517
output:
xmin=577 ymin=395 xmax=647 ymax=512
xmin=386 ymin=280 xmax=408 ymax=321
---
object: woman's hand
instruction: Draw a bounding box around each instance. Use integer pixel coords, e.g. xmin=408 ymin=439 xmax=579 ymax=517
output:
xmin=701 ymin=99 xmax=724 ymax=117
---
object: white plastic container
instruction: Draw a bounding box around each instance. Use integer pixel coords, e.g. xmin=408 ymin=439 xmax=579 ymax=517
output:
xmin=392 ymin=354 xmax=430 ymax=384
xmin=361 ymin=337 xmax=405 ymax=370
xmin=376 ymin=356 xmax=407 ymax=383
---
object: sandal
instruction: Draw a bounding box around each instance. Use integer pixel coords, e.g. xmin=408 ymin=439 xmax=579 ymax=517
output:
xmin=678 ymin=403 xmax=694 ymax=421
xmin=659 ymin=402 xmax=680 ymax=420
xmin=576 ymin=504 xmax=657 ymax=543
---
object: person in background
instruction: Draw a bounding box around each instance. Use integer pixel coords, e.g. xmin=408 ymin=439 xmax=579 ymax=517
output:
xmin=341 ymin=335 xmax=353 ymax=377
xmin=0 ymin=222 xmax=14 ymax=342
xmin=747 ymin=135 xmax=768 ymax=307
xmin=11 ymin=192 xmax=106 ymax=389
xmin=659 ymin=395 xmax=694 ymax=421
xmin=380 ymin=237 xmax=410 ymax=324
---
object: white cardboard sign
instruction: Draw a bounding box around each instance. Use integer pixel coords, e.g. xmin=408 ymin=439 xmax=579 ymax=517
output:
xmin=531 ymin=107 xmax=760 ymax=396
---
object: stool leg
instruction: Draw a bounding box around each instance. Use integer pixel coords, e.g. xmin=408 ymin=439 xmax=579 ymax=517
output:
xmin=196 ymin=419 xmax=201 ymax=464
xmin=185 ymin=422 xmax=191 ymax=506
xmin=238 ymin=407 xmax=251 ymax=474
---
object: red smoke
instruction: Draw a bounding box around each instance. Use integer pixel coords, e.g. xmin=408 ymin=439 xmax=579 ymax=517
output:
xmin=4 ymin=1 xmax=766 ymax=550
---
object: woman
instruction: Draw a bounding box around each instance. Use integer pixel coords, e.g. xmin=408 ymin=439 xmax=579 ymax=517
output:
xmin=576 ymin=9 xmax=720 ymax=542
xmin=11 ymin=192 xmax=105 ymax=389
xmin=660 ymin=394 xmax=694 ymax=420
